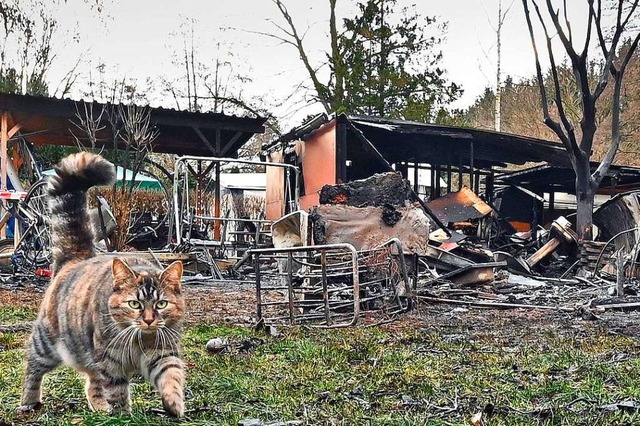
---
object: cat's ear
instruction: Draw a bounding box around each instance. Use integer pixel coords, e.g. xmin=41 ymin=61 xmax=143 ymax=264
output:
xmin=112 ymin=257 xmax=135 ymax=290
xmin=160 ymin=261 xmax=183 ymax=292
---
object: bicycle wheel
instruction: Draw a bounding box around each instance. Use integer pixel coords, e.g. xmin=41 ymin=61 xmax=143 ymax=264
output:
xmin=13 ymin=178 xmax=52 ymax=272
xmin=125 ymin=164 xmax=173 ymax=249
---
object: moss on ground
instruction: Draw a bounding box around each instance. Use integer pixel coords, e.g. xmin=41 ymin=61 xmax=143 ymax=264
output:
xmin=0 ymin=308 xmax=639 ymax=425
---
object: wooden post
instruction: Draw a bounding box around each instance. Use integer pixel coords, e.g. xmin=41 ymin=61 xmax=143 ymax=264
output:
xmin=1 ymin=112 xmax=7 ymax=190
xmin=435 ymin=163 xmax=441 ymax=199
xmin=214 ymin=162 xmax=221 ymax=240
xmin=485 ymin=170 xmax=494 ymax=202
xmin=430 ymin=163 xmax=436 ymax=199
xmin=214 ymin=128 xmax=222 ymax=240
xmin=1 ymin=112 xmax=7 ymax=239
xmin=469 ymin=140 xmax=475 ymax=192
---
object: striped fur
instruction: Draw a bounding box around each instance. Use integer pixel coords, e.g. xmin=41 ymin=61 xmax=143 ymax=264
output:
xmin=47 ymin=152 xmax=116 ymax=273
xmin=18 ymin=153 xmax=186 ymax=418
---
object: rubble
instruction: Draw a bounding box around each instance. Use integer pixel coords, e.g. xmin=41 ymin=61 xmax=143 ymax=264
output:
xmin=245 ymin=174 xmax=640 ymax=327
xmin=426 ymin=186 xmax=495 ymax=238
xmin=310 ymin=204 xmax=431 ymax=253
xmin=525 ymin=216 xmax=577 ymax=268
xmin=311 ymin=172 xmax=434 ymax=254
xmin=319 ymin=171 xmax=418 ymax=207
xmin=4 ymin=143 xmax=638 ymax=331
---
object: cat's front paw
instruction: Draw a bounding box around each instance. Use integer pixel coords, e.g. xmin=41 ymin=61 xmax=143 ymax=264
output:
xmin=16 ymin=402 xmax=43 ymax=413
xmin=162 ymin=397 xmax=184 ymax=418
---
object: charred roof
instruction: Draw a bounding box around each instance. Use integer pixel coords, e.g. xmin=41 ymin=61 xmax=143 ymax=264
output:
xmin=267 ymin=113 xmax=571 ymax=169
xmin=496 ymin=163 xmax=640 ymax=195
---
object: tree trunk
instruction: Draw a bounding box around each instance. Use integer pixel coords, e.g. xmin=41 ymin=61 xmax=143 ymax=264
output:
xmin=575 ymin=162 xmax=595 ymax=241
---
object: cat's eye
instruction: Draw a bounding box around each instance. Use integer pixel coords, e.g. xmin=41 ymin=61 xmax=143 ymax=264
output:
xmin=155 ymin=300 xmax=168 ymax=309
xmin=128 ymin=300 xmax=142 ymax=309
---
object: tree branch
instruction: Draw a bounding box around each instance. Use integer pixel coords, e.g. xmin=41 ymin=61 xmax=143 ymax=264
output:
xmin=544 ymin=0 xmax=578 ymax=59
xmin=620 ymin=29 xmax=640 ymax=75
xmin=593 ymin=74 xmax=622 ymax=187
xmin=271 ymin=0 xmax=332 ymax=113
xmin=562 ymin=0 xmax=573 ymax=44
xmin=582 ymin=0 xmax=594 ymax=58
xmin=531 ymin=0 xmax=581 ymax=157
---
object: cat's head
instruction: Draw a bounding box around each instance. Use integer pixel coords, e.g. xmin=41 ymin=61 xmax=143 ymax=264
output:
xmin=108 ymin=258 xmax=185 ymax=333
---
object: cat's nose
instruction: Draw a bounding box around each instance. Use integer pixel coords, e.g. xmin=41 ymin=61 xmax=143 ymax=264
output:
xmin=143 ymin=318 xmax=154 ymax=325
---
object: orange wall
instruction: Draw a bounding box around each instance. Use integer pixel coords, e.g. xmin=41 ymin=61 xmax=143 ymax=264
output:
xmin=300 ymin=121 xmax=337 ymax=211
xmin=265 ymin=150 xmax=286 ymax=220
xmin=265 ymin=121 xmax=337 ymax=219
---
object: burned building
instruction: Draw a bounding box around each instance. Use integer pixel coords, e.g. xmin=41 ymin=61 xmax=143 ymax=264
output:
xmin=264 ymin=113 xmax=640 ymax=234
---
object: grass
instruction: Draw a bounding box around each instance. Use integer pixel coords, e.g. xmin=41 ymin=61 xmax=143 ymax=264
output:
xmin=1 ymin=307 xmax=640 ymax=425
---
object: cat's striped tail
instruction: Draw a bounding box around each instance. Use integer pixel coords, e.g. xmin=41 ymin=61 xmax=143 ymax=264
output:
xmin=47 ymin=152 xmax=116 ymax=274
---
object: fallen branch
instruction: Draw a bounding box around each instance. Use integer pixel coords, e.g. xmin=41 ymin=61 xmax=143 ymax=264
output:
xmin=593 ymin=301 xmax=640 ymax=310
xmin=416 ymin=296 xmax=574 ymax=312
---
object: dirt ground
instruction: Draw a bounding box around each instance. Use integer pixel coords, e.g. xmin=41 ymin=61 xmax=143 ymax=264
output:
xmin=3 ymin=280 xmax=640 ymax=341
xmin=0 ymin=283 xmax=257 ymax=326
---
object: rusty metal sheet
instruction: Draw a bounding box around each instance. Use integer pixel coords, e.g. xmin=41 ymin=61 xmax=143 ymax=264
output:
xmin=593 ymin=190 xmax=640 ymax=252
xmin=311 ymin=204 xmax=431 ymax=255
xmin=426 ymin=186 xmax=494 ymax=224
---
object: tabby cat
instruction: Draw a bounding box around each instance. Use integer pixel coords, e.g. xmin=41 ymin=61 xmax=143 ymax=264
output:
xmin=17 ymin=152 xmax=186 ymax=417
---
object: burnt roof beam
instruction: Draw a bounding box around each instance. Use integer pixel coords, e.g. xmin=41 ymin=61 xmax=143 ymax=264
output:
xmin=345 ymin=121 xmax=393 ymax=172
xmin=220 ymin=131 xmax=243 ymax=157
xmin=192 ymin=126 xmax=217 ymax=156
xmin=155 ymin=113 xmax=264 ymax=133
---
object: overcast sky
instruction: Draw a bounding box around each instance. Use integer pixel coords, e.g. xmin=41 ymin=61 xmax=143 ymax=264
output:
xmin=46 ymin=0 xmax=591 ymax=128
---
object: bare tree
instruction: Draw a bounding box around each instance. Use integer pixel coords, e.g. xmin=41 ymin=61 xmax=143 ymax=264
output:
xmin=163 ymin=20 xmax=263 ymax=118
xmin=70 ymin=102 xmax=105 ymax=150
xmin=522 ymin=0 xmax=640 ymax=240
xmin=0 ymin=0 xmax=103 ymax=96
xmin=71 ymin=102 xmax=159 ymax=251
xmin=266 ymin=0 xmax=342 ymax=113
xmin=492 ymin=0 xmax=516 ymax=131
xmin=268 ymin=0 xmax=460 ymax=122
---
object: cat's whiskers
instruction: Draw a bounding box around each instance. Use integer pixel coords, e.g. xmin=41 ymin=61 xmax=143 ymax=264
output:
xmin=137 ymin=328 xmax=152 ymax=359
xmin=162 ymin=327 xmax=181 ymax=345
xmin=162 ymin=328 xmax=178 ymax=352
xmin=152 ymin=329 xmax=162 ymax=354
xmin=158 ymin=329 xmax=179 ymax=357
xmin=101 ymin=325 xmax=134 ymax=374
xmin=123 ymin=328 xmax=138 ymax=368
xmin=156 ymin=329 xmax=166 ymax=358
xmin=104 ymin=324 xmax=134 ymax=355
xmin=102 ymin=320 xmax=127 ymax=337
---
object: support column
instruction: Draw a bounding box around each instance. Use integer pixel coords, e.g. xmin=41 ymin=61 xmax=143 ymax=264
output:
xmin=434 ymin=163 xmax=441 ymax=199
xmin=485 ymin=171 xmax=494 ymax=202
xmin=1 ymin=112 xmax=7 ymax=191
xmin=458 ymin=157 xmax=463 ymax=191
xmin=214 ymin=129 xmax=222 ymax=240
xmin=469 ymin=141 xmax=475 ymax=192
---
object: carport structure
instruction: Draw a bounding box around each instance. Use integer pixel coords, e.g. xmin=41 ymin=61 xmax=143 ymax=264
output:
xmin=0 ymin=93 xmax=267 ymax=245
xmin=0 ymin=92 xmax=267 ymax=190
